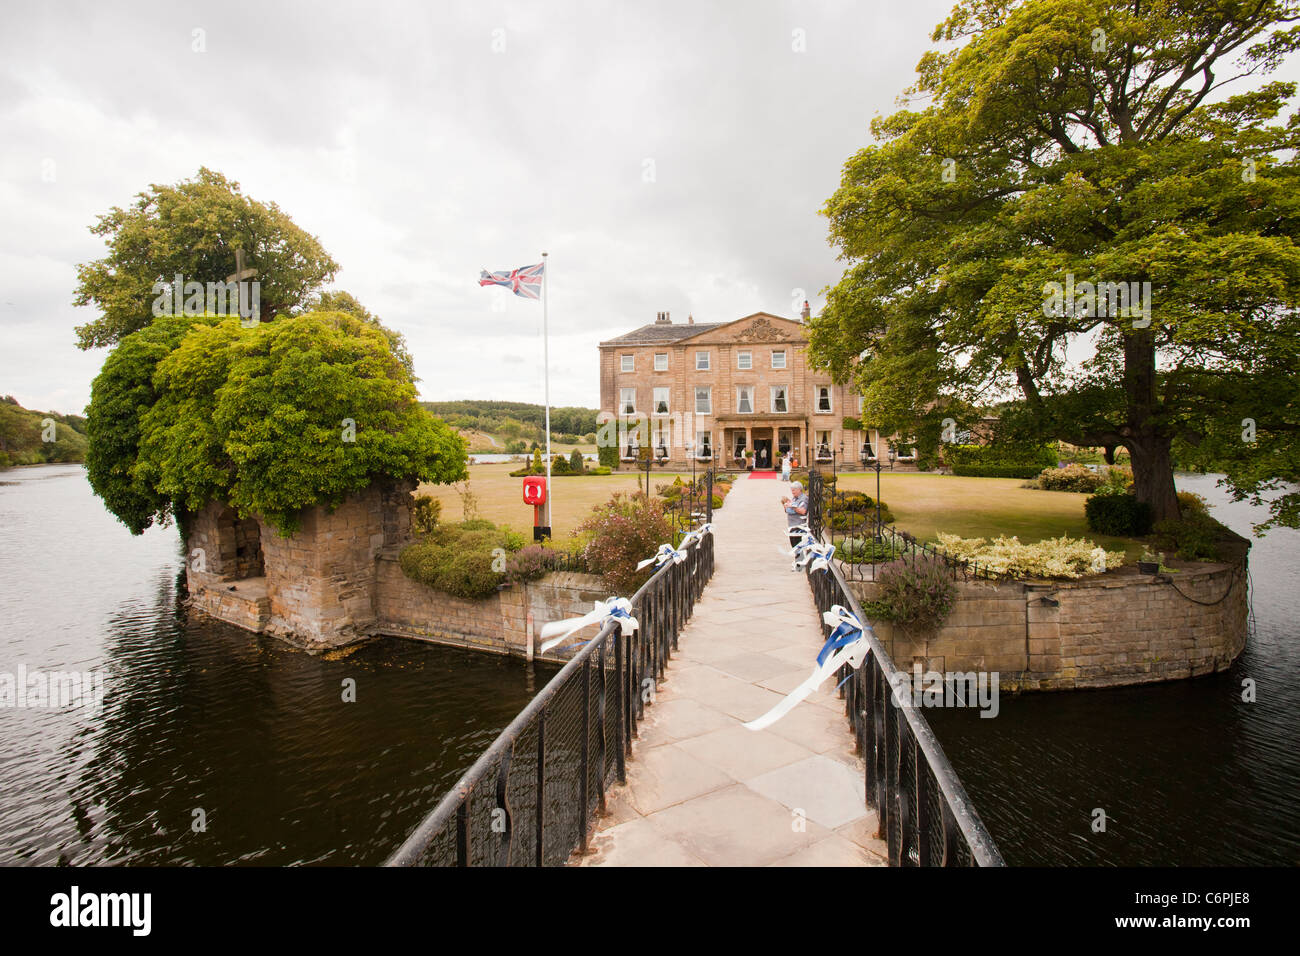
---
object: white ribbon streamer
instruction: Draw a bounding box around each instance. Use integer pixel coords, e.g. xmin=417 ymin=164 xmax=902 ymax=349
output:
xmin=743 ymin=605 xmax=870 ymax=732
xmin=538 ymin=597 xmax=639 ymax=654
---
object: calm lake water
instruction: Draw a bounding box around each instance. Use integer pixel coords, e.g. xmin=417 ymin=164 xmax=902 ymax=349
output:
xmin=926 ymin=473 xmax=1300 ymax=865
xmin=0 ymin=464 xmax=554 ymax=866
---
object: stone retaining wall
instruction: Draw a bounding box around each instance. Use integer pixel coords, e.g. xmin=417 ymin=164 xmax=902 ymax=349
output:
xmin=848 ymin=558 xmax=1249 ymax=690
xmin=373 ymin=555 xmax=608 ymax=659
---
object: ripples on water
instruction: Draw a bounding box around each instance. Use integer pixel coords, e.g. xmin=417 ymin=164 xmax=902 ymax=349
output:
xmin=925 ymin=473 xmax=1300 ymax=865
xmin=0 ymin=464 xmax=554 ymax=866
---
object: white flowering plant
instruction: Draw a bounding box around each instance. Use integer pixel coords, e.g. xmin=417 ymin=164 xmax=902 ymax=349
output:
xmin=935 ymin=533 xmax=1126 ymax=579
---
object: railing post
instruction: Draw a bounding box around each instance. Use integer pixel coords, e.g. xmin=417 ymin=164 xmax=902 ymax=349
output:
xmin=597 ymin=633 xmax=608 ymax=811
xmin=615 ymin=629 xmax=627 ymax=782
xmin=496 ymin=746 xmax=513 ymax=867
xmin=898 ymin=717 xmax=914 ymax=866
xmin=456 ymin=795 xmax=470 ymax=867
xmin=535 ymin=707 xmax=546 ymax=867
xmin=580 ymin=657 xmax=591 ymax=854
xmin=915 ymin=735 xmax=931 ymax=867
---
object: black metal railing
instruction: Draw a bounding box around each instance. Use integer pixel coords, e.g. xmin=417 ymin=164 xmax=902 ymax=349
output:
xmin=656 ymin=468 xmax=715 ymax=540
xmin=802 ymin=461 xmax=1003 ymax=866
xmin=808 ymin=466 xmax=1010 ymax=583
xmin=805 ymin=548 xmax=1004 ymax=866
xmin=385 ymin=527 xmax=716 ymax=867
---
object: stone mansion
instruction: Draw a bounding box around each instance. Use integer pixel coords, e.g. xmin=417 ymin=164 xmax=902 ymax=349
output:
xmin=598 ymin=306 xmax=915 ymax=470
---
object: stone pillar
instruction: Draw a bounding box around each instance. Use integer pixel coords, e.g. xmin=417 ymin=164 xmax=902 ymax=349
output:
xmin=261 ymin=477 xmax=417 ymax=649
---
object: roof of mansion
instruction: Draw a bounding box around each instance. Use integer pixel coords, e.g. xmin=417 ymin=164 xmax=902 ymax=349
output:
xmin=599 ymin=322 xmax=727 ymax=346
xmin=599 ymin=311 xmax=803 ymax=347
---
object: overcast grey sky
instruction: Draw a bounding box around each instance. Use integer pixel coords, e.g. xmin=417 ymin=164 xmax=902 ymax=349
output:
xmin=0 ymin=0 xmax=965 ymax=413
xmin=5 ymin=1 xmax=1299 ymax=415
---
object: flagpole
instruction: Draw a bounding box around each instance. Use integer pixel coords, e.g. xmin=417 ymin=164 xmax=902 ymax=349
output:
xmin=542 ymin=251 xmax=552 ymax=538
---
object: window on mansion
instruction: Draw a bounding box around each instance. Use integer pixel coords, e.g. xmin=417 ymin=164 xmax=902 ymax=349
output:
xmin=695 ymin=386 xmax=711 ymax=414
xmin=736 ymin=386 xmax=754 ymax=414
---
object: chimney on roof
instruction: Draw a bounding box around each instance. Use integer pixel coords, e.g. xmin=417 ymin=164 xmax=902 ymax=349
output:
xmin=800 ymin=300 xmax=811 ymax=321
xmin=655 ymin=310 xmax=671 ymax=324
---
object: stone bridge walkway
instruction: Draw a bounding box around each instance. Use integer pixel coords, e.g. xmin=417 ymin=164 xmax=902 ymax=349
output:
xmin=580 ymin=474 xmax=888 ymax=866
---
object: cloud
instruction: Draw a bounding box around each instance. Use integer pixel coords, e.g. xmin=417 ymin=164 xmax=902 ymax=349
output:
xmin=10 ymin=0 xmax=1291 ymax=413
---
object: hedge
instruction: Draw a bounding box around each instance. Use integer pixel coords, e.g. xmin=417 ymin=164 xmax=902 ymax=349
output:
xmin=951 ymin=463 xmax=1047 ymax=479
xmin=944 ymin=443 xmax=1059 ymax=470
xmin=1084 ymin=493 xmax=1153 ymax=536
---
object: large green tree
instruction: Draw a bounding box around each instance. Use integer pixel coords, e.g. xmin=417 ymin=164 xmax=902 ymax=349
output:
xmin=811 ymin=0 xmax=1300 ymax=529
xmin=73 ymin=168 xmax=338 ymax=349
xmin=293 ymin=289 xmax=415 ymax=378
xmin=87 ymin=311 xmax=467 ymax=535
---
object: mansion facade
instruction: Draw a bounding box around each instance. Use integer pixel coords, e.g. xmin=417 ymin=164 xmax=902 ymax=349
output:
xmin=598 ymin=307 xmax=914 ymax=470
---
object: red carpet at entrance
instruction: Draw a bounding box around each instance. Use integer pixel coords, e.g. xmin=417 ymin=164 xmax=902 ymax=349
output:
xmin=748 ymin=470 xmax=779 ymax=479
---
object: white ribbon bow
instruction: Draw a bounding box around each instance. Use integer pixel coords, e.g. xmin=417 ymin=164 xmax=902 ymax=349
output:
xmin=538 ymin=597 xmax=638 ymax=654
xmin=636 ymin=542 xmax=688 ymax=572
xmin=787 ymin=534 xmax=835 ymax=573
xmin=678 ymin=523 xmax=714 ymax=550
xmin=743 ymin=605 xmax=871 ymax=732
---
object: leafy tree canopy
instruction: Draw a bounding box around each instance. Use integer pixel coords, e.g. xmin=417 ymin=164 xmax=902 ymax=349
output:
xmin=73 ymin=168 xmax=338 ymax=349
xmin=810 ymin=0 xmax=1300 ymax=530
xmin=292 ymin=289 xmax=416 ymax=379
xmin=86 ymin=311 xmax=467 ymax=535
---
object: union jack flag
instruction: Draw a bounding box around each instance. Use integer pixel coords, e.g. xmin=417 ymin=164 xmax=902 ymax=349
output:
xmin=478 ymin=262 xmax=545 ymax=299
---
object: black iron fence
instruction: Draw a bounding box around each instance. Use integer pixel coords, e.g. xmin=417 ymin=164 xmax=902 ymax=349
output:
xmin=806 ymin=539 xmax=1005 ymax=866
xmin=660 ymin=467 xmax=715 ymax=540
xmin=385 ymin=528 xmax=716 ymax=867
xmin=807 ymin=466 xmax=1010 ymax=583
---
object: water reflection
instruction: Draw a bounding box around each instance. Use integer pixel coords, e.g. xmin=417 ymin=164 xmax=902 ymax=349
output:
xmin=926 ymin=473 xmax=1300 ymax=865
xmin=0 ymin=464 xmax=554 ymax=866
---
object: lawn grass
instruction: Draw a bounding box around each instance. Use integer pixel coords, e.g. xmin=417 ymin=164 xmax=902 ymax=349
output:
xmin=417 ymin=462 xmax=697 ymax=540
xmin=832 ymin=471 xmax=1146 ymax=557
xmin=418 ymin=465 xmax=1146 ymax=557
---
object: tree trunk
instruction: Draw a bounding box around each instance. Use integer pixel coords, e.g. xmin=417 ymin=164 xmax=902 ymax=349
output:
xmin=1126 ymin=432 xmax=1180 ymax=523
xmin=1123 ymin=330 xmax=1180 ymax=524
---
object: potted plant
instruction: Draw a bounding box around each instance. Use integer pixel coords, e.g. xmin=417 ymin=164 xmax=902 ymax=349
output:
xmin=744 ymin=449 xmax=754 ymax=471
xmin=1138 ymin=548 xmax=1160 ymax=574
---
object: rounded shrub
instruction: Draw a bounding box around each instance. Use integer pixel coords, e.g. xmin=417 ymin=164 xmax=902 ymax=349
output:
xmin=575 ymin=491 xmax=673 ymax=595
xmin=1084 ymin=493 xmax=1153 ymax=536
xmin=1038 ymin=464 xmax=1103 ymax=493
xmin=871 ymin=557 xmax=959 ymax=633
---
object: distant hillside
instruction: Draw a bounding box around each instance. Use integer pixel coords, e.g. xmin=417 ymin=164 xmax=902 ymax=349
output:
xmin=422 ymin=400 xmax=598 ymax=447
xmin=0 ymin=395 xmax=89 ymax=466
